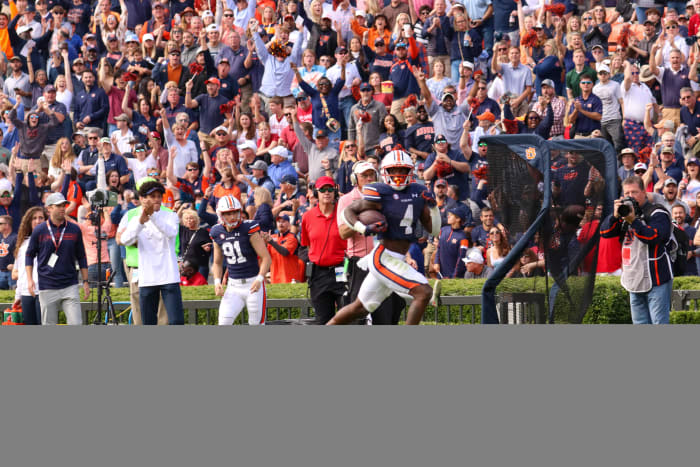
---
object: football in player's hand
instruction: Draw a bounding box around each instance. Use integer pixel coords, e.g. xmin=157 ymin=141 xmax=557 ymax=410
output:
xmin=358 ymin=210 xmax=387 ymax=226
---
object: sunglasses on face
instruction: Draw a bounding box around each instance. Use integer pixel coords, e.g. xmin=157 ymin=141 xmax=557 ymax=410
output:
xmin=667 ymin=25 xmax=678 ymax=29
xmin=478 ymin=142 xmax=487 ymax=147
xmin=478 ymin=87 xmax=487 ymax=91
xmin=490 ymin=231 xmax=500 ymax=235
xmin=148 ymin=172 xmax=159 ymax=176
xmin=216 ymin=132 xmax=227 ymax=136
xmin=580 ymin=81 xmax=593 ymax=85
xmin=187 ymin=168 xmax=199 ymax=172
xmin=317 ymin=187 xmax=335 ymax=193
xmin=223 ymin=13 xmax=233 ymax=17
xmin=0 ymin=193 xmax=11 ymax=198
xmin=635 ymin=170 xmax=645 ymax=174
xmin=584 ymin=17 xmax=592 ymax=20
xmin=631 ymin=71 xmax=640 ymax=75
xmin=346 ymin=144 xmax=357 ymax=148
xmin=528 ymin=116 xmax=540 ymax=120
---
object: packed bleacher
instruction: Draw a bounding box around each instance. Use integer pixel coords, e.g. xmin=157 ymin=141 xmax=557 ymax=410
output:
xmin=3 ymin=0 xmax=700 ymax=324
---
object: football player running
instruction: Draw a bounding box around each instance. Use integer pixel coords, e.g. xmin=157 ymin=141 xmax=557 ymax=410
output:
xmin=211 ymin=195 xmax=272 ymax=325
xmin=330 ymin=150 xmax=441 ymax=325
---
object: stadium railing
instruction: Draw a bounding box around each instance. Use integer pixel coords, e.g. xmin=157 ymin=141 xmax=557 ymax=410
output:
xmin=671 ymin=290 xmax=700 ymax=312
xmin=0 ymin=294 xmax=546 ymax=325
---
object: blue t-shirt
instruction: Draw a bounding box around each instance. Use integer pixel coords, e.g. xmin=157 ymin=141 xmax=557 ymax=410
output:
xmin=132 ymin=112 xmax=158 ymax=144
xmin=210 ymin=221 xmax=261 ymax=279
xmin=553 ymin=162 xmax=589 ymax=206
xmin=194 ymin=94 xmax=229 ymax=134
xmin=404 ymin=122 xmax=435 ymax=155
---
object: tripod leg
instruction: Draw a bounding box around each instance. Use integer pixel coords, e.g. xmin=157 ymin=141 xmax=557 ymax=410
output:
xmin=104 ymin=294 xmax=118 ymax=325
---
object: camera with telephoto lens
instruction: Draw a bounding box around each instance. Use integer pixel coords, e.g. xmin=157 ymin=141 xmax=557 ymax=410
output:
xmin=686 ymin=36 xmax=698 ymax=46
xmin=617 ymin=196 xmax=640 ymax=218
xmin=88 ymin=188 xmax=118 ymax=209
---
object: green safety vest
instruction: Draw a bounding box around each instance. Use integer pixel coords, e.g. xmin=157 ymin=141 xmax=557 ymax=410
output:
xmin=124 ymin=206 xmax=179 ymax=268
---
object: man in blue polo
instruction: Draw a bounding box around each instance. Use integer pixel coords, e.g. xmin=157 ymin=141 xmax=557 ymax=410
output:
xmin=26 ymin=193 xmax=90 ymax=325
xmin=567 ymin=75 xmax=602 ymax=138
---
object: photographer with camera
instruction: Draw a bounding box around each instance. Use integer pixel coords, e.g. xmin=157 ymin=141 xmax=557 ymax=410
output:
xmin=600 ymin=176 xmax=674 ymax=324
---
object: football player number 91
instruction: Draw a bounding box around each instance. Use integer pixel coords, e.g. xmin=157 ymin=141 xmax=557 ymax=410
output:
xmin=222 ymin=241 xmax=248 ymax=265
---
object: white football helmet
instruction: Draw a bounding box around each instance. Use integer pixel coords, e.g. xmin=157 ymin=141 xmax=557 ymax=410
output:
xmin=216 ymin=195 xmax=242 ymax=228
xmin=380 ymin=150 xmax=414 ymax=190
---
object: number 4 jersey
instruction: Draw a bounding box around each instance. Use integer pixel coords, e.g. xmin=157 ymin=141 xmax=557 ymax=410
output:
xmin=362 ymin=183 xmax=428 ymax=243
xmin=210 ymin=221 xmax=262 ymax=279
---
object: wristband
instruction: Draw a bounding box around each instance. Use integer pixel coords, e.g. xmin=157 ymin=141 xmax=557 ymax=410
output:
xmin=353 ymin=220 xmax=367 ymax=234
xmin=256 ymin=275 xmax=264 ymax=283
xmin=214 ymin=278 xmax=221 ymax=286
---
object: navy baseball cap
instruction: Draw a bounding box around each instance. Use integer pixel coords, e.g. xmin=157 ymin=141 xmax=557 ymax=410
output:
xmin=281 ymin=174 xmax=297 ymax=185
xmin=277 ymin=214 xmax=291 ymax=222
xmin=360 ymin=82 xmax=372 ymax=92
xmin=448 ymin=205 xmax=469 ymax=222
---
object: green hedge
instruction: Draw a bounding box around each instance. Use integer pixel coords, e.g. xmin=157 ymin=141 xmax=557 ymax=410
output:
xmin=3 ymin=276 xmax=700 ymax=324
xmin=669 ymin=311 xmax=700 ymax=324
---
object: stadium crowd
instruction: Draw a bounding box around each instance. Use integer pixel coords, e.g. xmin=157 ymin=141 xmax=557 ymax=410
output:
xmin=2 ymin=0 xmax=700 ymax=325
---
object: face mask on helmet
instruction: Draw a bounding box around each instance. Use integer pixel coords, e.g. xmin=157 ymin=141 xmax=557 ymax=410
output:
xmin=219 ymin=209 xmax=242 ymax=228
xmin=380 ymin=150 xmax=414 ymax=189
xmin=381 ymin=166 xmax=412 ymax=189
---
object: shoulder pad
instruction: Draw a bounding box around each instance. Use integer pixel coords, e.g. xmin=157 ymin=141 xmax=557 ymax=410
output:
xmin=244 ymin=220 xmax=261 ymax=234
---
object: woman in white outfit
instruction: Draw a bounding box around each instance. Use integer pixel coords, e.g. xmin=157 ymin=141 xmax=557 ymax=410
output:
xmin=12 ymin=207 xmax=46 ymax=325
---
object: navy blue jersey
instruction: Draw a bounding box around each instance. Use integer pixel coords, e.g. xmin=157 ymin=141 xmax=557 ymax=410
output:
xmin=362 ymin=182 xmax=427 ymax=242
xmin=210 ymin=221 xmax=261 ymax=279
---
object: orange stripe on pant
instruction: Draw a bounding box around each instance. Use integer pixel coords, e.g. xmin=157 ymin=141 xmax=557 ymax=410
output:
xmin=373 ymin=245 xmax=421 ymax=290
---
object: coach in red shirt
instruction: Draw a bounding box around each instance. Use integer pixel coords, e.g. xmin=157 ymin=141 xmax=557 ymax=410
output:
xmin=301 ymin=176 xmax=347 ymax=324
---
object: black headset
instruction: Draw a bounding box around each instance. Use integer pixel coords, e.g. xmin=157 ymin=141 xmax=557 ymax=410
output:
xmin=312 ymin=183 xmax=339 ymax=201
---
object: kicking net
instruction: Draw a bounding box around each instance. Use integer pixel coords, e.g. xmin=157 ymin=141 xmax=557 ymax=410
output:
xmin=481 ymin=136 xmax=617 ymax=324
